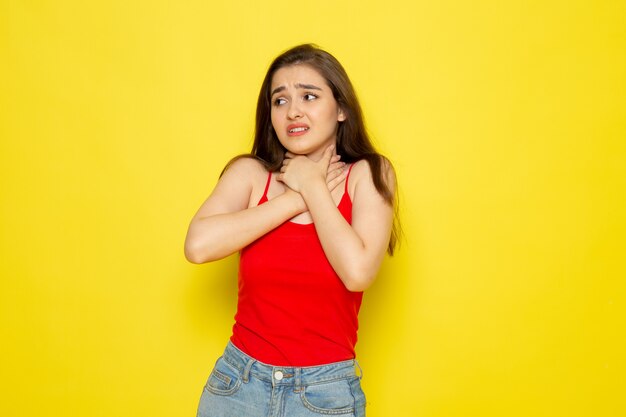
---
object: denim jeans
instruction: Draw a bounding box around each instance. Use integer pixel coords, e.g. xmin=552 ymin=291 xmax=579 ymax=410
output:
xmin=197 ymin=341 xmax=366 ymax=417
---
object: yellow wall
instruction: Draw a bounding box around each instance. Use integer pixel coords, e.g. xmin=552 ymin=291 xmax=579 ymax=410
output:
xmin=1 ymin=1 xmax=624 ymax=416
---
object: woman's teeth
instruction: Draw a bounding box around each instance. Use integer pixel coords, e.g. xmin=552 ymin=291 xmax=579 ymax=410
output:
xmin=289 ymin=127 xmax=309 ymax=133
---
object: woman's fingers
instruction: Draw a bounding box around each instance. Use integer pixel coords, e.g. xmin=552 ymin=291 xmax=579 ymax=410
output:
xmin=326 ymin=168 xmax=347 ymax=192
xmin=326 ymin=161 xmax=347 ymax=186
xmin=328 ymin=161 xmax=345 ymax=173
xmin=280 ymin=152 xmax=342 ymax=191
xmin=321 ymin=145 xmax=335 ymax=167
xmin=326 ymin=165 xmax=344 ymax=181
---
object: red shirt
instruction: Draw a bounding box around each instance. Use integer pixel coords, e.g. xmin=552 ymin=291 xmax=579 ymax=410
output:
xmin=230 ymin=165 xmax=362 ymax=366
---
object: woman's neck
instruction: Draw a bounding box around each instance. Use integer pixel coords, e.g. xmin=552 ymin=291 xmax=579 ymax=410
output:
xmin=303 ymin=139 xmax=337 ymax=161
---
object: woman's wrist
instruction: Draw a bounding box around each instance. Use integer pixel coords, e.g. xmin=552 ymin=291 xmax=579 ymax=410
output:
xmin=281 ymin=188 xmax=307 ymax=214
xmin=299 ymin=177 xmax=328 ymax=203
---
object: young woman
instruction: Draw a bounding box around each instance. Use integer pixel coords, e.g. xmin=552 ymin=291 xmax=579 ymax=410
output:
xmin=185 ymin=44 xmax=398 ymax=417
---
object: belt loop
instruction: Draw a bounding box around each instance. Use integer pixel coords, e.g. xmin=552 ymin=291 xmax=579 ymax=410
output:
xmin=293 ymin=367 xmax=302 ymax=393
xmin=242 ymin=358 xmax=255 ymax=383
xmin=355 ymin=360 xmax=363 ymax=380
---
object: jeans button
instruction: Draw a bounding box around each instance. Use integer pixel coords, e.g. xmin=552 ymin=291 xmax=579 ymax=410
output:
xmin=274 ymin=370 xmax=284 ymax=381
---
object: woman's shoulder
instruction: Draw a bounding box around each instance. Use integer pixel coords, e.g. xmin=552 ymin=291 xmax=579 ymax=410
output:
xmin=221 ymin=155 xmax=270 ymax=179
xmin=349 ymin=155 xmax=395 ymax=185
xmin=347 ymin=155 xmax=396 ymax=202
xmin=219 ymin=155 xmax=272 ymax=207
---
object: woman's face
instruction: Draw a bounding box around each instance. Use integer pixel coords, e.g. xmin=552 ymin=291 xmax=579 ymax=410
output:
xmin=270 ymin=64 xmax=345 ymax=160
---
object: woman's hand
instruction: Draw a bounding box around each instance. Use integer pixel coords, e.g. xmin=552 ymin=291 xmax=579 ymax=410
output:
xmin=277 ymin=145 xmax=344 ymax=193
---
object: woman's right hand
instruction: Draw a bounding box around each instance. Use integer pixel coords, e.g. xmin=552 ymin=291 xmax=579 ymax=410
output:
xmin=286 ymin=154 xmax=346 ymax=211
xmin=280 ymin=151 xmax=347 ymax=193
xmin=326 ymin=154 xmax=348 ymax=192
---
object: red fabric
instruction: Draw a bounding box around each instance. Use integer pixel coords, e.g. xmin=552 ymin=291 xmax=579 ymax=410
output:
xmin=230 ymin=165 xmax=363 ymax=366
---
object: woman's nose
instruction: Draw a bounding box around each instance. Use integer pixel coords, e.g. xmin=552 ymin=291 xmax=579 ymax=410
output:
xmin=287 ymin=102 xmax=303 ymax=119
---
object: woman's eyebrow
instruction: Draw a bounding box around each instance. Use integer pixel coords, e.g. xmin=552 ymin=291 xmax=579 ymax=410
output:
xmin=295 ymin=83 xmax=322 ymax=91
xmin=271 ymin=83 xmax=323 ymax=97
xmin=271 ymin=86 xmax=286 ymax=97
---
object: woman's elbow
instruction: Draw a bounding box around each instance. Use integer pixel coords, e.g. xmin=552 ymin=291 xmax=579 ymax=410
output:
xmin=184 ymin=234 xmax=213 ymax=264
xmin=341 ymin=268 xmax=376 ymax=292
xmin=184 ymin=241 xmax=205 ymax=264
xmin=344 ymin=279 xmax=374 ymax=292
xmin=185 ymin=237 xmax=230 ymax=264
xmin=344 ymin=281 xmax=370 ymax=292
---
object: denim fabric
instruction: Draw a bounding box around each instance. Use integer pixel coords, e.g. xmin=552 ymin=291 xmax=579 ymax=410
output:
xmin=197 ymin=342 xmax=366 ymax=417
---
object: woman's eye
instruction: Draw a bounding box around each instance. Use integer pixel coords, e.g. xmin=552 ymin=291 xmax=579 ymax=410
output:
xmin=274 ymin=98 xmax=287 ymax=106
xmin=304 ymin=93 xmax=318 ymax=101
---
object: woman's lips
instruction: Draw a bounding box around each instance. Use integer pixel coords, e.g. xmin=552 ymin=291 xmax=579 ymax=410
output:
xmin=287 ymin=124 xmax=309 ymax=137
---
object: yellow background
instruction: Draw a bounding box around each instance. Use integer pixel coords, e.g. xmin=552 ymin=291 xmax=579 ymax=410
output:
xmin=1 ymin=1 xmax=624 ymax=416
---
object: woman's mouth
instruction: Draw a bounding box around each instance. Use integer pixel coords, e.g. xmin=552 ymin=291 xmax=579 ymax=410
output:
xmin=287 ymin=124 xmax=309 ymax=136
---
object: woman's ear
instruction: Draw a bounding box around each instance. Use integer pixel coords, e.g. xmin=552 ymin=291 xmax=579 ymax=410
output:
xmin=338 ymin=107 xmax=347 ymax=122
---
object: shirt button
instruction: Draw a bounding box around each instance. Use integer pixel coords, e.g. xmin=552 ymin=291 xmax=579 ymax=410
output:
xmin=274 ymin=370 xmax=284 ymax=381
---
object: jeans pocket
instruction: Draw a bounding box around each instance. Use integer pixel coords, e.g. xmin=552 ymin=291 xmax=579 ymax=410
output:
xmin=300 ymin=377 xmax=356 ymax=415
xmin=204 ymin=357 xmax=242 ymax=396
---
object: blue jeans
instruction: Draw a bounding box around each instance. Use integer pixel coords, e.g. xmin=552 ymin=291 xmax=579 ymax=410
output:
xmin=197 ymin=342 xmax=366 ymax=417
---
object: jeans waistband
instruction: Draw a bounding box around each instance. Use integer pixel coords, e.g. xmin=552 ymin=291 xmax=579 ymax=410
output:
xmin=221 ymin=341 xmax=362 ymax=387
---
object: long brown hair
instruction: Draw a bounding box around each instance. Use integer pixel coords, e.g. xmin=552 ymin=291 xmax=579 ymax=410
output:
xmin=225 ymin=44 xmax=400 ymax=254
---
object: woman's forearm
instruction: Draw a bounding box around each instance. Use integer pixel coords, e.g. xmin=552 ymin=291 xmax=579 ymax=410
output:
xmin=300 ymin=180 xmax=384 ymax=292
xmin=185 ymin=191 xmax=305 ymax=263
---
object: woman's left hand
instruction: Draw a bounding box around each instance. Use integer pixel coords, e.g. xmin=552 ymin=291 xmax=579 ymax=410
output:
xmin=277 ymin=145 xmax=337 ymax=193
